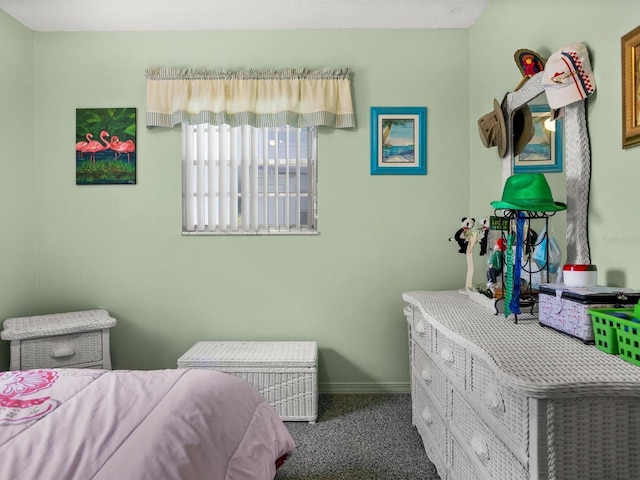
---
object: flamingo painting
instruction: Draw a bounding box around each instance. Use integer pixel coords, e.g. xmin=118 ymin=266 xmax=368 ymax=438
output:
xmin=76 ymin=107 xmax=136 ymax=185
xmin=109 ymin=136 xmax=136 ymax=163
xmin=83 ymin=130 xmax=111 ymax=165
xmin=75 ymin=133 xmax=92 ymax=159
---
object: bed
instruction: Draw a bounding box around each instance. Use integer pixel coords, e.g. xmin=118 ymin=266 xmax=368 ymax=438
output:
xmin=0 ymin=368 xmax=295 ymax=479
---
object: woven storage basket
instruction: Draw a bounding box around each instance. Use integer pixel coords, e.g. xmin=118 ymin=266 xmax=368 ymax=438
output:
xmin=177 ymin=341 xmax=318 ymax=422
xmin=539 ymin=284 xmax=640 ymax=342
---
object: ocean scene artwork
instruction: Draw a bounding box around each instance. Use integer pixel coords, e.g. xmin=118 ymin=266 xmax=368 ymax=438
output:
xmin=381 ymin=119 xmax=416 ymax=164
xmin=517 ymin=118 xmax=551 ymax=162
xmin=370 ymin=106 xmax=426 ymax=175
xmin=513 ymin=104 xmax=563 ymax=173
xmin=76 ymin=108 xmax=137 ymax=185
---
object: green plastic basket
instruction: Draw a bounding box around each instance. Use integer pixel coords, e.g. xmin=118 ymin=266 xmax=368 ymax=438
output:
xmin=617 ymin=320 xmax=640 ymax=367
xmin=589 ymin=305 xmax=640 ymax=367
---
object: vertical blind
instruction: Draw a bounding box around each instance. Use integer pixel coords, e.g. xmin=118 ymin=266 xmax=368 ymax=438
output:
xmin=146 ymin=67 xmax=354 ymax=234
xmin=183 ymin=124 xmax=316 ymax=234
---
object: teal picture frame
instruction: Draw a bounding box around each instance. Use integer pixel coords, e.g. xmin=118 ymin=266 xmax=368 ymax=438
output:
xmin=370 ymin=106 xmax=427 ymax=175
xmin=513 ymin=104 xmax=563 ymax=174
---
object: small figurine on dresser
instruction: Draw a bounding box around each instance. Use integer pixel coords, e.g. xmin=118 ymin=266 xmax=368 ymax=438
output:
xmin=487 ymin=237 xmax=506 ymax=293
xmin=478 ymin=217 xmax=491 ymax=256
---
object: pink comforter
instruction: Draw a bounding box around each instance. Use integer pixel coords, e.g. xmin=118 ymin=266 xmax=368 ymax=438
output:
xmin=0 ymin=368 xmax=295 ymax=480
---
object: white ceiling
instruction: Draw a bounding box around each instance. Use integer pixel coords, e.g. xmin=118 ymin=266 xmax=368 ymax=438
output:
xmin=0 ymin=0 xmax=490 ymax=32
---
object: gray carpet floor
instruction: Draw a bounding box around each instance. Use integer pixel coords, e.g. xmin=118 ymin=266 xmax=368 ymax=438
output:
xmin=275 ymin=394 xmax=441 ymax=480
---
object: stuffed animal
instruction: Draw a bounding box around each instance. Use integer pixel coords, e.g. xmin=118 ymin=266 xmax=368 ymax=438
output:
xmin=478 ymin=217 xmax=490 ymax=256
xmin=449 ymin=217 xmax=475 ymax=254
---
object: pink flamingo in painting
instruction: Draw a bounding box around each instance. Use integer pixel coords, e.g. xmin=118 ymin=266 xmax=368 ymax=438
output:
xmin=83 ymin=130 xmax=110 ymax=165
xmin=110 ymin=136 xmax=136 ymax=163
xmin=75 ymin=133 xmax=92 ymax=159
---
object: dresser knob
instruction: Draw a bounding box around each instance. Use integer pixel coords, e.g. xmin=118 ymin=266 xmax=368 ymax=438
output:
xmin=421 ymin=368 xmax=432 ymax=383
xmin=440 ymin=348 xmax=454 ymax=364
xmin=471 ymin=435 xmax=490 ymax=463
xmin=421 ymin=407 xmax=433 ymax=425
xmin=52 ymin=346 xmax=75 ymax=358
xmin=484 ymin=387 xmax=505 ymax=414
xmin=415 ymin=320 xmax=426 ymax=334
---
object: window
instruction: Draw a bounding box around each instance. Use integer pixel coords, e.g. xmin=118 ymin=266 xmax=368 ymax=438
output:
xmin=183 ymin=124 xmax=317 ymax=235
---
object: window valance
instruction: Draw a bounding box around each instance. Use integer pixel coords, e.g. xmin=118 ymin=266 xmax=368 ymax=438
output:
xmin=145 ymin=67 xmax=355 ymax=129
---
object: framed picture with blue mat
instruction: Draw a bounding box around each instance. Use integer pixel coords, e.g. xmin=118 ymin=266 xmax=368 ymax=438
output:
xmin=513 ymin=104 xmax=563 ymax=174
xmin=370 ymin=106 xmax=427 ymax=175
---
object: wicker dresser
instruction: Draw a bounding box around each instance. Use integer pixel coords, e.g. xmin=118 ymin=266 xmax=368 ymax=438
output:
xmin=177 ymin=341 xmax=318 ymax=422
xmin=1 ymin=309 xmax=117 ymax=370
xmin=403 ymin=290 xmax=640 ymax=480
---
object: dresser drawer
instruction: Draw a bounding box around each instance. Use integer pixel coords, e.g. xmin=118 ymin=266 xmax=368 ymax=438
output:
xmin=413 ymin=376 xmax=448 ymax=468
xmin=434 ymin=329 xmax=466 ymax=388
xmin=412 ymin=341 xmax=449 ymax=408
xmin=20 ymin=331 xmax=104 ymax=369
xmin=405 ymin=306 xmax=433 ymax=353
xmin=468 ymin=354 xmax=529 ymax=454
xmin=451 ymin=389 xmax=528 ymax=480
xmin=450 ymin=434 xmax=484 ymax=480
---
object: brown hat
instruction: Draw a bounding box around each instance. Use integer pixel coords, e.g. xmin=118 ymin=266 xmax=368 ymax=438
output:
xmin=478 ymin=97 xmax=534 ymax=158
xmin=478 ymin=99 xmax=507 ymax=157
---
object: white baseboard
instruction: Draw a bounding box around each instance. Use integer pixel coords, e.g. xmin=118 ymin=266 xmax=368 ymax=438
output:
xmin=318 ymin=382 xmax=410 ymax=394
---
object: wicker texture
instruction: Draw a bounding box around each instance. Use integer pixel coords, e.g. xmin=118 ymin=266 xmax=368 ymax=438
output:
xmin=468 ymin=355 xmax=529 ymax=456
xmin=2 ymin=310 xmax=116 ymax=370
xmin=1 ymin=309 xmax=116 ymax=340
xmin=20 ymin=331 xmax=103 ymax=369
xmin=412 ymin=374 xmax=448 ymax=472
xmin=404 ymin=290 xmax=640 ymax=480
xmin=450 ymin=435 xmax=482 ymax=480
xmin=452 ymin=389 xmax=528 ymax=480
xmin=403 ymin=290 xmax=640 ymax=398
xmin=178 ymin=341 xmax=318 ymax=422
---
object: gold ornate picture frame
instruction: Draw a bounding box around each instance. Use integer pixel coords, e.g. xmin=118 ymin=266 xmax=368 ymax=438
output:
xmin=622 ymin=26 xmax=640 ymax=148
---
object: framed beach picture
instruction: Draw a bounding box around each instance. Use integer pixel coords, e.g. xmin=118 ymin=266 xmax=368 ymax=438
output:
xmin=622 ymin=25 xmax=640 ymax=149
xmin=513 ymin=104 xmax=563 ymax=173
xmin=75 ymin=107 xmax=137 ymax=185
xmin=370 ymin=106 xmax=427 ymax=175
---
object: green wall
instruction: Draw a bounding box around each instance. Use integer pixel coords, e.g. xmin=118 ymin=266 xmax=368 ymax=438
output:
xmin=2 ymin=1 xmax=640 ymax=390
xmin=26 ymin=28 xmax=471 ymax=390
xmin=0 ymin=13 xmax=36 ymax=368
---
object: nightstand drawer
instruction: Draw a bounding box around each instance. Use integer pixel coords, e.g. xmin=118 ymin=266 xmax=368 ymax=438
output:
xmin=21 ymin=331 xmax=104 ymax=369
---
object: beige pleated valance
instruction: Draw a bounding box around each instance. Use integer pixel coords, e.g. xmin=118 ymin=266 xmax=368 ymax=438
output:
xmin=145 ymin=67 xmax=355 ymax=129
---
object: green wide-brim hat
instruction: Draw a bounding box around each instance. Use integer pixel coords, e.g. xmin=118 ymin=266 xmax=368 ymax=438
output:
xmin=491 ymin=173 xmax=567 ymax=212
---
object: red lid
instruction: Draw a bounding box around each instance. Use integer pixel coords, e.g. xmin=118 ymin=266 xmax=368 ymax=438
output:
xmin=563 ymin=264 xmax=597 ymax=271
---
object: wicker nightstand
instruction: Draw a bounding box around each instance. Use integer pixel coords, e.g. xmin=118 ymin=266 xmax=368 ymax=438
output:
xmin=1 ymin=309 xmax=117 ymax=370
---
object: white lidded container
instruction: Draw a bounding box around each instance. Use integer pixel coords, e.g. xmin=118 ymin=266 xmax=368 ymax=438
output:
xmin=563 ymin=264 xmax=597 ymax=287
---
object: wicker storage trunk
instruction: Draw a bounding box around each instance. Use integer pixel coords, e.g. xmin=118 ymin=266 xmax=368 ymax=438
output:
xmin=177 ymin=341 xmax=318 ymax=422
